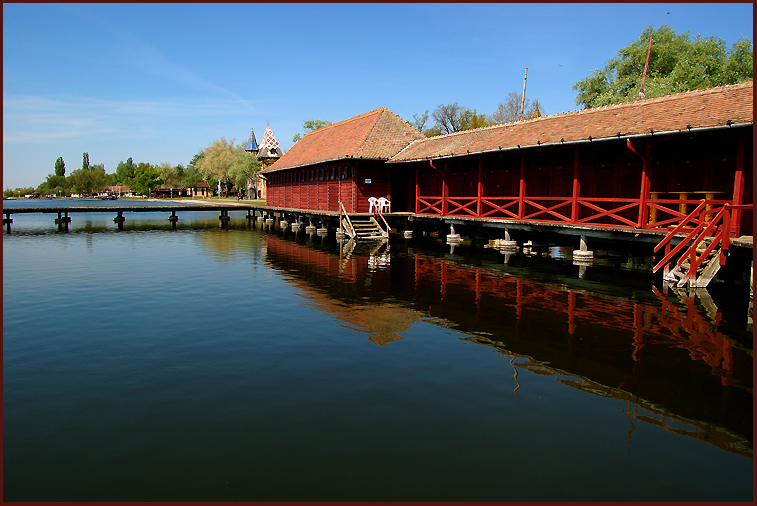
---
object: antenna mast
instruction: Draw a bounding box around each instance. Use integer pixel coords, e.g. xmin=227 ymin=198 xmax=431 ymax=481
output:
xmin=521 ymin=67 xmax=528 ymax=119
xmin=638 ymin=36 xmax=653 ymax=100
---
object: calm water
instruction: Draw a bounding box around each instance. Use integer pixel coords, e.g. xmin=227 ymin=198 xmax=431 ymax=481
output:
xmin=3 ymin=200 xmax=753 ymax=501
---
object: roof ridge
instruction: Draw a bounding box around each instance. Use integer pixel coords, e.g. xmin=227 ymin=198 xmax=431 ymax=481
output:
xmin=298 ymin=107 xmax=385 ymax=143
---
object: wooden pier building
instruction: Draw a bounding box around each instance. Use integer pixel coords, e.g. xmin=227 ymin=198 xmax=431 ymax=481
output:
xmin=264 ymin=81 xmax=751 ymax=235
xmin=262 ymin=82 xmax=753 ymax=284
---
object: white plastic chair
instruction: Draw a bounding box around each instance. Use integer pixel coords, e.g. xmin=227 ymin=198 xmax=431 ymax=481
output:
xmin=368 ymin=197 xmax=378 ymax=213
xmin=378 ymin=197 xmax=391 ymax=213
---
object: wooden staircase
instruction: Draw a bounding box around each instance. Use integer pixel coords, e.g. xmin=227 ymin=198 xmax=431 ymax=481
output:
xmin=663 ymin=239 xmax=722 ymax=288
xmin=339 ymin=201 xmax=388 ymax=240
xmin=654 ymin=201 xmax=751 ymax=288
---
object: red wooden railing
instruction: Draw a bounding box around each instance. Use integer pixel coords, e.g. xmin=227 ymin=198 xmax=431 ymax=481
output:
xmin=416 ymin=193 xmax=747 ymax=236
xmin=653 ymin=202 xmax=752 ymax=281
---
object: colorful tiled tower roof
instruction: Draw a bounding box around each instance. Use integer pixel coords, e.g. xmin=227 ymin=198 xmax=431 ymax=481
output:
xmin=245 ymin=127 xmax=259 ymax=153
xmin=258 ymin=125 xmax=283 ymax=159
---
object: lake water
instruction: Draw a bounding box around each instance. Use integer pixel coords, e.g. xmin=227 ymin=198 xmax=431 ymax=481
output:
xmin=3 ymin=199 xmax=753 ymax=501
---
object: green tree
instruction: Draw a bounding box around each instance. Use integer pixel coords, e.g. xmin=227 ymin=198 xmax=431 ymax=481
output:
xmin=292 ymin=119 xmax=332 ymax=142
xmin=37 ymin=174 xmax=69 ymax=196
xmin=156 ymin=162 xmax=182 ymax=188
xmin=182 ymin=153 xmax=205 ymax=188
xmin=54 ymin=157 xmax=66 ymax=177
xmin=113 ymin=157 xmax=137 ymax=186
xmin=410 ymin=110 xmax=430 ymax=133
xmin=82 ymin=152 xmax=90 ymax=171
xmin=429 ymin=103 xmax=490 ymax=134
xmin=228 ymin=150 xmax=260 ymax=198
xmin=573 ymin=25 xmax=754 ymax=108
xmin=195 ymin=137 xmax=238 ymax=197
xmin=130 ymin=162 xmax=163 ymax=195
xmin=489 ymin=92 xmax=546 ymax=124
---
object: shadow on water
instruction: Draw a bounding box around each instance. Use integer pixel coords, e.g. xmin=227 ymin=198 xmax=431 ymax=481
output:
xmin=259 ymin=223 xmax=753 ymax=460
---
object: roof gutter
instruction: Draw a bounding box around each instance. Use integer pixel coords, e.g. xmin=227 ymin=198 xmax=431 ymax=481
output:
xmin=387 ymin=122 xmax=752 ymax=164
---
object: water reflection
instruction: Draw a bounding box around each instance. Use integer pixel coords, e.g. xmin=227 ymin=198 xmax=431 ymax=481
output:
xmin=262 ymin=232 xmax=752 ymax=458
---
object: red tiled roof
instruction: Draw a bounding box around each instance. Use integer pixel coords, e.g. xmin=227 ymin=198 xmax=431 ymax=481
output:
xmin=390 ymin=81 xmax=754 ymax=162
xmin=263 ymin=107 xmax=425 ymax=172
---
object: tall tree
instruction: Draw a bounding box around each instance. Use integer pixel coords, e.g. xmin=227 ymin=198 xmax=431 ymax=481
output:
xmin=489 ymin=92 xmax=546 ymax=124
xmin=195 ymin=137 xmax=238 ymax=197
xmin=410 ymin=110 xmax=429 ymax=132
xmin=81 ymin=152 xmax=90 ymax=172
xmin=183 ymin=153 xmax=205 ymax=187
xmin=573 ymin=25 xmax=753 ymax=108
xmin=130 ymin=162 xmax=163 ymax=195
xmin=54 ymin=157 xmax=66 ymax=177
xmin=292 ymin=119 xmax=332 ymax=142
xmin=113 ymin=157 xmax=136 ymax=186
xmin=228 ymin=150 xmax=260 ymax=198
xmin=429 ymin=103 xmax=489 ymax=135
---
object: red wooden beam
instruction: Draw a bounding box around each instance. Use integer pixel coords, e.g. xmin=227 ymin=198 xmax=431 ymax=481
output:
xmin=730 ymin=132 xmax=745 ymax=237
xmin=571 ymin=146 xmax=580 ymax=223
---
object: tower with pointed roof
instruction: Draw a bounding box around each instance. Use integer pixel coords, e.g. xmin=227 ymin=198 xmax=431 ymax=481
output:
xmin=245 ymin=127 xmax=259 ymax=154
xmin=248 ymin=124 xmax=284 ymax=199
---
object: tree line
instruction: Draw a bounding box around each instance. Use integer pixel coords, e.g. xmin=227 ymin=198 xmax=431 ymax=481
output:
xmin=5 ymin=138 xmax=261 ymax=199
xmin=5 ymin=25 xmax=750 ymax=198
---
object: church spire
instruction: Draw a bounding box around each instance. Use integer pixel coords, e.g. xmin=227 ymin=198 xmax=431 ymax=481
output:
xmin=245 ymin=127 xmax=259 ymax=153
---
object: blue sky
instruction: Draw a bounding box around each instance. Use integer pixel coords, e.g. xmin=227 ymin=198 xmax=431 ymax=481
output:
xmin=3 ymin=3 xmax=753 ymax=190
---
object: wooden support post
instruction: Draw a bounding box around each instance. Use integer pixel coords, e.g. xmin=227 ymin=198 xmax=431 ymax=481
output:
xmin=168 ymin=210 xmax=179 ymax=229
xmin=415 ymin=163 xmax=420 ymax=214
xmin=54 ymin=211 xmax=71 ymax=232
xmin=518 ymin=152 xmax=526 ymax=219
xmin=730 ymin=132 xmax=745 ymax=237
xmin=649 ymin=192 xmax=658 ymax=225
xmin=442 ymin=161 xmax=449 ymax=216
xmin=571 ymin=147 xmax=580 ymax=223
xmin=476 ymin=158 xmax=483 ymax=217
xmin=114 ymin=211 xmax=125 ymax=231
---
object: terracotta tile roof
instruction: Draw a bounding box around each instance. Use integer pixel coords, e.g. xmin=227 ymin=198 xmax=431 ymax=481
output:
xmin=390 ymin=81 xmax=754 ymax=162
xmin=263 ymin=107 xmax=425 ymax=172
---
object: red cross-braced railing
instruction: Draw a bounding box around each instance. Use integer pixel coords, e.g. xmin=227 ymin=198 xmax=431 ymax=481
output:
xmin=417 ymin=196 xmax=443 ymax=215
xmin=480 ymin=197 xmax=520 ymax=218
xmin=575 ymin=198 xmax=639 ymax=227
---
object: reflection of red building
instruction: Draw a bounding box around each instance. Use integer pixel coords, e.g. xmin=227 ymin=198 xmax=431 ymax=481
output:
xmin=262 ymin=232 xmax=752 ymax=449
xmin=264 ymin=82 xmax=752 ymax=237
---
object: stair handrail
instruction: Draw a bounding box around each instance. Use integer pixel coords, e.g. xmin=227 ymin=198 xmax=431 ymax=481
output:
xmin=373 ymin=206 xmax=390 ymax=238
xmin=653 ymin=202 xmax=752 ymax=277
xmin=338 ymin=201 xmax=356 ymax=238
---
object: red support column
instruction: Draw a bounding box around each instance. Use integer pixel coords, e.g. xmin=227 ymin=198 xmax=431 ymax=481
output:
xmin=477 ymin=158 xmax=483 ymax=217
xmin=571 ymin=147 xmax=580 ymax=223
xmin=442 ymin=161 xmax=449 ymax=216
xmin=518 ymin=152 xmax=526 ymax=219
xmin=415 ymin=163 xmax=420 ymax=214
xmin=730 ymin=132 xmax=745 ymax=237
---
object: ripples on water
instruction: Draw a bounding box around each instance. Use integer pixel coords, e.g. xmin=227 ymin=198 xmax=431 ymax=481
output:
xmin=3 ymin=202 xmax=753 ymax=501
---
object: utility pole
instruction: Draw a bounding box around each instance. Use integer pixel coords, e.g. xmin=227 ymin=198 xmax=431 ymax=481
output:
xmin=520 ymin=67 xmax=528 ymax=119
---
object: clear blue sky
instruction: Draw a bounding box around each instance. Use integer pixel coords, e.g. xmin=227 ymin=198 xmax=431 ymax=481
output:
xmin=3 ymin=3 xmax=753 ymax=190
